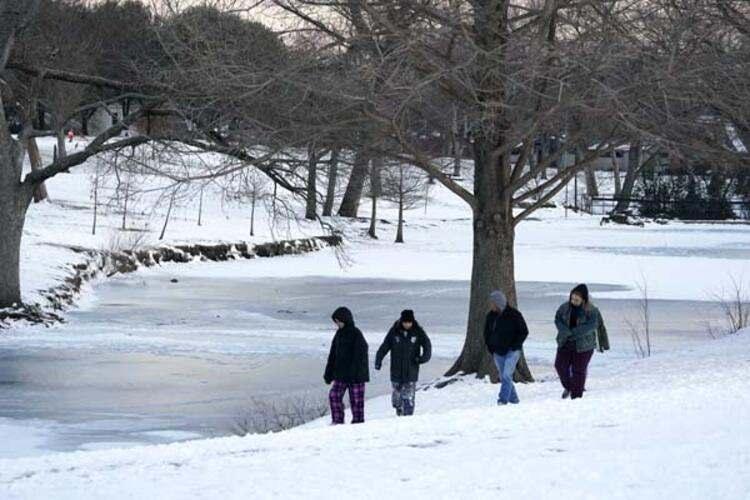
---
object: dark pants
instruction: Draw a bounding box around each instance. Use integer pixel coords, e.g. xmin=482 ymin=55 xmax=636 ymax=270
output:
xmin=329 ymin=380 xmax=365 ymax=424
xmin=391 ymin=382 xmax=416 ymax=416
xmin=555 ymin=346 xmax=594 ymax=399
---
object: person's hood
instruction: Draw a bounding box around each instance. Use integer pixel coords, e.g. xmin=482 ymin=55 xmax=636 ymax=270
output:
xmin=332 ymin=306 xmax=355 ymax=327
xmin=570 ymin=283 xmax=590 ymax=304
xmin=489 ymin=290 xmax=508 ymax=311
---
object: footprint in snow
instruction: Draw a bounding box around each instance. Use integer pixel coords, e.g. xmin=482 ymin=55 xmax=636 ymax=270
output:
xmin=406 ymin=439 xmax=447 ymax=449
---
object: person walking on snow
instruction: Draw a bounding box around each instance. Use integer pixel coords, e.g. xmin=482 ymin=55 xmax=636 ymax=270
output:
xmin=554 ymin=284 xmax=609 ymax=400
xmin=375 ymin=309 xmax=432 ymax=416
xmin=324 ymin=307 xmax=370 ymax=424
xmin=484 ymin=291 xmax=529 ymax=405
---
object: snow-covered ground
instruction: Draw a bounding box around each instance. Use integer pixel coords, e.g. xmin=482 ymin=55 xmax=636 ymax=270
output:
xmin=3 ymin=138 xmax=750 ymax=497
xmin=18 ymin=138 xmax=326 ymax=307
xmin=16 ymin=137 xmax=750 ymax=306
xmin=1 ymin=329 xmax=748 ymax=499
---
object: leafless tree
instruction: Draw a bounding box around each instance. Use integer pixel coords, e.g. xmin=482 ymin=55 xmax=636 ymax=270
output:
xmin=626 ymin=274 xmax=652 ymax=359
xmin=0 ymin=2 xmax=334 ymax=309
xmin=381 ymin=161 xmax=428 ymax=243
xmin=273 ymin=0 xmax=667 ymax=380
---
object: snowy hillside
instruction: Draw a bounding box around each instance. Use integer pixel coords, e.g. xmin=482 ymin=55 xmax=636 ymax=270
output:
xmin=17 ymin=138 xmax=750 ymax=306
xmin=3 ymin=138 xmax=750 ymax=499
xmin=1 ymin=329 xmax=748 ymax=499
xmin=17 ymin=138 xmax=328 ymax=307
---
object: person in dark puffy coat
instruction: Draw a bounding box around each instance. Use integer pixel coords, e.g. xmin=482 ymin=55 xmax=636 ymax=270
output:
xmin=324 ymin=307 xmax=370 ymax=424
xmin=484 ymin=290 xmax=529 ymax=405
xmin=375 ymin=309 xmax=432 ymax=416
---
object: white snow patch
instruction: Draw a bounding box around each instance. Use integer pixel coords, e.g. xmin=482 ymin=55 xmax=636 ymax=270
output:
xmin=1 ymin=331 xmax=748 ymax=498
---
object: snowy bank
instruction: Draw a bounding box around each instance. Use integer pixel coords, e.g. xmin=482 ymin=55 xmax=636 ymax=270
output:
xmin=1 ymin=330 xmax=748 ymax=499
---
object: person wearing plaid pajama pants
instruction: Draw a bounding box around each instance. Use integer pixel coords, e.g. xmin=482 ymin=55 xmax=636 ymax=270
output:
xmin=329 ymin=380 xmax=366 ymax=424
xmin=324 ymin=307 xmax=370 ymax=424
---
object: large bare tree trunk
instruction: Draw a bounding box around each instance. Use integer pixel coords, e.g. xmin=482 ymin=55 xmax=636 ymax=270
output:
xmin=0 ymin=145 xmax=33 ymax=309
xmin=0 ymin=200 xmax=27 ymax=309
xmin=0 ymin=1 xmax=41 ymax=307
xmin=445 ymin=209 xmax=524 ymax=381
xmin=445 ymin=142 xmax=533 ymax=383
xmin=338 ymin=149 xmax=369 ymax=218
xmin=322 ymin=148 xmax=339 ymax=217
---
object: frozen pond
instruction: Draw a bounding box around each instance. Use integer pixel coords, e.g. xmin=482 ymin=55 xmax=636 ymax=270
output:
xmin=0 ymin=272 xmax=729 ymax=458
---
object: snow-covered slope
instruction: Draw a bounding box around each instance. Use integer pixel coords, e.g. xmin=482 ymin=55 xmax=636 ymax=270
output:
xmin=7 ymin=138 xmax=750 ymax=498
xmin=2 ymin=329 xmax=748 ymax=499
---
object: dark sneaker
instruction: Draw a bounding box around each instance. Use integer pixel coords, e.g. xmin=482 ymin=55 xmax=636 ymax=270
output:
xmin=562 ymin=389 xmax=571 ymax=399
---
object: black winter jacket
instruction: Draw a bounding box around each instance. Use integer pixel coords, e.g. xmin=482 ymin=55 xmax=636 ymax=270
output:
xmin=324 ymin=307 xmax=370 ymax=384
xmin=375 ymin=321 xmax=432 ymax=383
xmin=484 ymin=306 xmax=529 ymax=355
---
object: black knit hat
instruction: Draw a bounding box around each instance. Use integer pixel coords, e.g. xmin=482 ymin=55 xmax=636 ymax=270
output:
xmin=570 ymin=284 xmax=589 ymax=303
xmin=400 ymin=309 xmax=416 ymax=323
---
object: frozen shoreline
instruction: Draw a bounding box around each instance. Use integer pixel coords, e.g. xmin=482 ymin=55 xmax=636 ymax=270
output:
xmin=0 ymin=270 xmax=730 ymax=459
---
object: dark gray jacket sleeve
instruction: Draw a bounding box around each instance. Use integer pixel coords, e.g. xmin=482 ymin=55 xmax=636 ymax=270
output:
xmin=514 ymin=311 xmax=529 ymax=350
xmin=375 ymin=331 xmax=392 ymax=368
xmin=555 ymin=304 xmax=573 ymax=346
xmin=418 ymin=330 xmax=432 ymax=364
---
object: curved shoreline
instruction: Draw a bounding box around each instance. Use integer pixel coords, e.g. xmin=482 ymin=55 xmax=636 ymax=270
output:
xmin=1 ymin=235 xmax=342 ymax=327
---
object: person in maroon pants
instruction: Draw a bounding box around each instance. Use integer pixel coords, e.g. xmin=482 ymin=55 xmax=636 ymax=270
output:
xmin=554 ymin=284 xmax=601 ymax=399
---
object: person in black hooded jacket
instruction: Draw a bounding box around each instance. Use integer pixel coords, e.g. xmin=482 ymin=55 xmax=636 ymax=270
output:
xmin=375 ymin=309 xmax=431 ymax=416
xmin=324 ymin=307 xmax=370 ymax=424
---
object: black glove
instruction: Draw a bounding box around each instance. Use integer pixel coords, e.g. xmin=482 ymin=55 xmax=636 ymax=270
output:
xmin=374 ymin=363 xmax=382 ymax=371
